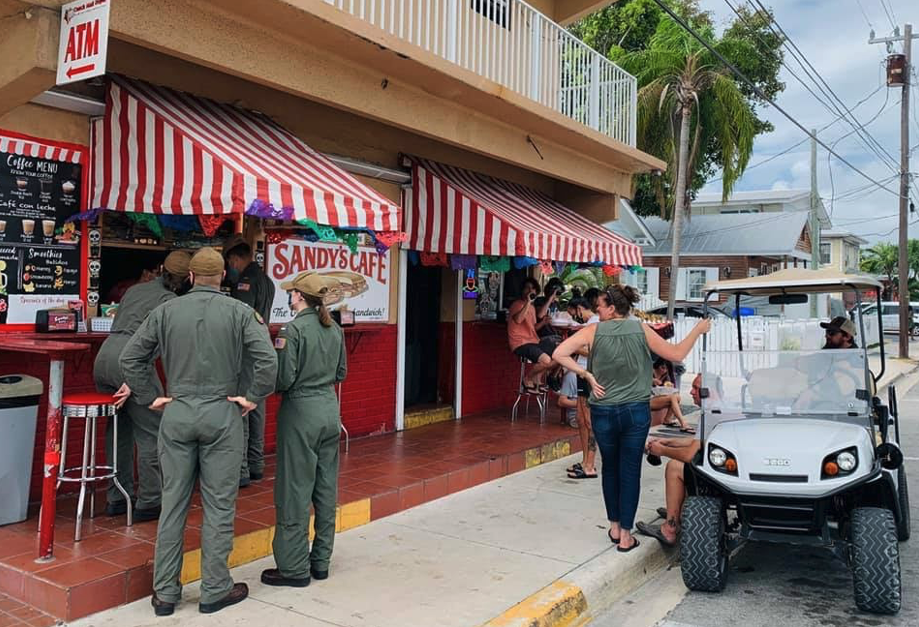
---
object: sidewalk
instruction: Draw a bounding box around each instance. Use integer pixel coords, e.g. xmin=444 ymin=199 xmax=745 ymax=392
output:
xmin=67 ymin=453 xmax=673 ymax=627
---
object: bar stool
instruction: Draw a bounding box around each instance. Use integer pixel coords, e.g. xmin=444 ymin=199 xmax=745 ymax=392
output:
xmin=511 ymin=357 xmax=547 ymax=423
xmin=58 ymin=392 xmax=132 ymax=541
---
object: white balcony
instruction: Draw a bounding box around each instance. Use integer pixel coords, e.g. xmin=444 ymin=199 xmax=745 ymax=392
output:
xmin=324 ymin=0 xmax=637 ymax=147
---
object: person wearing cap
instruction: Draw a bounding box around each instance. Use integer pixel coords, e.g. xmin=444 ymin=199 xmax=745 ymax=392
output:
xmin=93 ymin=250 xmax=192 ymax=523
xmin=223 ymin=233 xmax=276 ymax=487
xmin=260 ymin=271 xmax=346 ymax=588
xmin=119 ymin=247 xmax=277 ymax=616
xmin=821 ymin=316 xmax=858 ymax=349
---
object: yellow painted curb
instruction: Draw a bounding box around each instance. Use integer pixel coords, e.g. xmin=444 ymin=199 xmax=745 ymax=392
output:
xmin=178 ymin=497 xmax=372 ymax=585
xmin=404 ymin=406 xmax=454 ymax=430
xmin=480 ymin=580 xmax=588 ymax=627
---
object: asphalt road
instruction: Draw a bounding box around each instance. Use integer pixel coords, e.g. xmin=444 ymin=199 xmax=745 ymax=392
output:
xmin=595 ymin=368 xmax=919 ymax=627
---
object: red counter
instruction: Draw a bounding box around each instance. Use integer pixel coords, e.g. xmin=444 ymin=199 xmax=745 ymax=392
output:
xmin=1 ymin=323 xmax=398 ymax=503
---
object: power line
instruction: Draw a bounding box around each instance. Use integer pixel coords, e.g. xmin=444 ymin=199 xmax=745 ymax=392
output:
xmin=709 ymin=81 xmax=886 ymax=186
xmin=855 ymin=0 xmax=875 ymax=29
xmin=750 ymin=0 xmax=901 ymax=176
xmin=878 ymin=0 xmax=897 ymax=31
xmin=649 ymin=0 xmax=905 ymax=199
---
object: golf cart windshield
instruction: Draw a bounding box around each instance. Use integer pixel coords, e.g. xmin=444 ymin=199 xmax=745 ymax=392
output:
xmin=702 ymin=349 xmax=870 ymax=421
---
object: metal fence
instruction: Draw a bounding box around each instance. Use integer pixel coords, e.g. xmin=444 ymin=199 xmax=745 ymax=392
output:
xmin=324 ymin=0 xmax=637 ymax=146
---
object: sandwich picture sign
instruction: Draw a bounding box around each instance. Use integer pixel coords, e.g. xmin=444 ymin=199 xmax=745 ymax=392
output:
xmin=267 ymin=238 xmax=391 ymax=324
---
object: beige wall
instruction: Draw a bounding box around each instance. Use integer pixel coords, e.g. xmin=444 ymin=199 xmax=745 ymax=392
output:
xmin=0 ymin=102 xmax=88 ymax=145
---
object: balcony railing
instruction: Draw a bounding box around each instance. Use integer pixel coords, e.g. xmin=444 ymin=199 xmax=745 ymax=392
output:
xmin=325 ymin=0 xmax=637 ymax=147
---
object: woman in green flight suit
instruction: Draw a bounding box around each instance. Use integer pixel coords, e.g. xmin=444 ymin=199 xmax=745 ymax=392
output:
xmin=261 ymin=271 xmax=347 ymax=588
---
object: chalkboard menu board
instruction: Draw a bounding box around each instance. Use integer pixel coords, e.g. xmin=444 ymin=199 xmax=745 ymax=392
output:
xmin=0 ymin=138 xmax=84 ymax=324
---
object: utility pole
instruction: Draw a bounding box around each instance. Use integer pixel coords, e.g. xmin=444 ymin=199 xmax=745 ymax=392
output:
xmin=810 ymin=128 xmax=819 ymax=318
xmin=869 ymin=24 xmax=916 ymax=359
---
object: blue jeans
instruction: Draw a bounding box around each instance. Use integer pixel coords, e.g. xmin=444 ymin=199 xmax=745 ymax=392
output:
xmin=590 ymin=401 xmax=651 ymax=530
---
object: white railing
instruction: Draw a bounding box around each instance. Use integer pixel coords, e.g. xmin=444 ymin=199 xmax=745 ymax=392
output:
xmin=669 ymin=315 xmax=880 ymax=375
xmin=324 ymin=0 xmax=637 ymax=146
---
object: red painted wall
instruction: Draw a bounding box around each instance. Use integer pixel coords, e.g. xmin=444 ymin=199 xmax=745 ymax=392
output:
xmin=438 ymin=321 xmax=521 ymax=416
xmin=9 ymin=324 xmax=399 ymax=502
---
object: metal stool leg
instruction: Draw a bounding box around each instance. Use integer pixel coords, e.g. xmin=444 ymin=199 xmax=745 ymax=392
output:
xmin=88 ymin=415 xmax=98 ymax=519
xmin=341 ymin=423 xmax=350 ymax=454
xmin=110 ymin=410 xmax=132 ymax=527
xmin=512 ymin=359 xmax=527 ymax=422
xmin=74 ymin=417 xmax=92 ymax=542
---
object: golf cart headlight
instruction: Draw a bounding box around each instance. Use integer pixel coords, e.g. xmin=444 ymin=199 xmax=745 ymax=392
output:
xmin=837 ymin=451 xmax=857 ymax=472
xmin=709 ymin=447 xmax=727 ymax=467
xmin=822 ymin=447 xmax=858 ymax=479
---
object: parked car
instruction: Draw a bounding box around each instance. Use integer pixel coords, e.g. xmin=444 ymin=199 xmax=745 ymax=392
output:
xmin=681 ymin=270 xmax=908 ymax=614
xmin=856 ymin=301 xmax=919 ymax=336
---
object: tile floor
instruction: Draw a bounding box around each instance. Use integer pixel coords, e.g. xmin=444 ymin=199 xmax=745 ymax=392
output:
xmin=0 ymin=411 xmax=579 ymax=623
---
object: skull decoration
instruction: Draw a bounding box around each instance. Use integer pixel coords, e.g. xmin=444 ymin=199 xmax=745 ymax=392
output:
xmin=255 ymin=251 xmax=265 ymax=265
xmin=89 ymin=229 xmax=102 ymax=244
xmin=89 ymin=260 xmax=101 ymax=276
xmin=87 ymin=291 xmax=99 ymax=306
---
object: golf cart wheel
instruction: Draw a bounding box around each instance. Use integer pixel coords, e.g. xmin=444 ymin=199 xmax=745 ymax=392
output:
xmin=850 ymin=507 xmax=901 ymax=615
xmin=897 ymin=466 xmax=911 ymax=541
xmin=680 ymin=496 xmax=728 ymax=592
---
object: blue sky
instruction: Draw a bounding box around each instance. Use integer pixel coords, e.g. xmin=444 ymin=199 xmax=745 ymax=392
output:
xmin=695 ymin=0 xmax=917 ymax=244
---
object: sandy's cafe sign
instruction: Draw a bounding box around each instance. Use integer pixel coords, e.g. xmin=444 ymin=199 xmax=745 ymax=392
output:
xmin=267 ymin=238 xmax=391 ymax=324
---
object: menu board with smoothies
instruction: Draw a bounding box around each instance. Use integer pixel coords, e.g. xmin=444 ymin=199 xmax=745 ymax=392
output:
xmin=0 ymin=136 xmax=83 ymax=324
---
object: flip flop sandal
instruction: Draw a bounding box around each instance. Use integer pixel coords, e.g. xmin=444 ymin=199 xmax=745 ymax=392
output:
xmin=567 ymin=468 xmax=598 ymax=479
xmin=523 ymin=383 xmax=541 ymax=394
xmin=646 ymin=454 xmax=662 ymax=467
xmin=617 ymin=538 xmax=641 ymax=553
xmin=663 ymin=420 xmax=681 ymax=428
xmin=656 ymin=507 xmax=669 ymax=520
xmin=608 ymin=529 xmax=620 ymax=545
xmin=680 ymin=426 xmax=697 ymax=434
xmin=566 ymin=462 xmax=583 ymax=473
xmin=635 ymin=522 xmax=676 ymax=547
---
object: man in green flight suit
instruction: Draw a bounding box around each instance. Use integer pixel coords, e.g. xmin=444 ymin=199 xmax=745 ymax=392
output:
xmin=120 ymin=247 xmax=277 ymax=616
xmin=223 ymin=233 xmax=276 ymax=487
xmin=260 ymin=271 xmax=346 ymax=588
xmin=94 ymin=250 xmax=191 ymax=522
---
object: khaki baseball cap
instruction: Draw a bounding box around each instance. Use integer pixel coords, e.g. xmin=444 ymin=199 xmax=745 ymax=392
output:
xmin=281 ymin=271 xmax=338 ymax=297
xmin=189 ymin=247 xmax=226 ymax=277
xmin=163 ymin=250 xmax=191 ymax=278
xmin=820 ymin=316 xmax=857 ymax=338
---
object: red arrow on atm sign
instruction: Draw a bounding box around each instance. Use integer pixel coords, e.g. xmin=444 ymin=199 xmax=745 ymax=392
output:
xmin=66 ymin=63 xmax=96 ymax=79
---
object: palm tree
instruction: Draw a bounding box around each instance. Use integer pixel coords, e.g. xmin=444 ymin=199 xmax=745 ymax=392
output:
xmin=617 ymin=18 xmax=756 ymax=318
xmin=860 ymin=242 xmax=898 ymax=299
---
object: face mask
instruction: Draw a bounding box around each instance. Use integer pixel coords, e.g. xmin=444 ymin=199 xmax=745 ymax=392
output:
xmin=227 ymin=267 xmax=240 ymax=283
xmin=288 ymin=293 xmax=296 ymax=311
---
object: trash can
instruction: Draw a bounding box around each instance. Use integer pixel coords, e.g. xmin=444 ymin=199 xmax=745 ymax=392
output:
xmin=0 ymin=375 xmax=43 ymax=526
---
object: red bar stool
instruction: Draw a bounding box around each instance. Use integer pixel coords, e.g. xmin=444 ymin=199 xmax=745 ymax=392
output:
xmin=58 ymin=392 xmax=132 ymax=541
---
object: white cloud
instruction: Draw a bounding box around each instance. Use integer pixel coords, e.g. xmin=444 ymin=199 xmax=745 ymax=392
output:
xmin=695 ymin=0 xmax=916 ymax=244
xmin=771 ymin=180 xmax=791 ymax=191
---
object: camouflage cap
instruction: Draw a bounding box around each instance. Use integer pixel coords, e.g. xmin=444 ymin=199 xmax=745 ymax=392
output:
xmin=163 ymin=250 xmax=191 ymax=278
xmin=189 ymin=247 xmax=226 ymax=277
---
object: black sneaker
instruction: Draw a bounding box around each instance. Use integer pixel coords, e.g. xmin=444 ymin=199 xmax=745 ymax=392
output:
xmin=250 ymin=471 xmax=264 ymax=481
xmin=238 ymin=477 xmax=251 ymax=489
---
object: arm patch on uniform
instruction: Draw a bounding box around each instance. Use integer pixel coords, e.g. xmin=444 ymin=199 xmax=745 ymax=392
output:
xmin=254 ymin=311 xmax=265 ymax=325
xmin=274 ymin=337 xmax=286 ymax=349
xmin=237 ymin=282 xmax=251 ymax=292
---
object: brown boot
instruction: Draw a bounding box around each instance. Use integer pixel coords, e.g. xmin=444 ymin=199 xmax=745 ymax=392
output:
xmin=198 ymin=583 xmax=248 ymax=614
xmin=261 ymin=568 xmax=310 ymax=587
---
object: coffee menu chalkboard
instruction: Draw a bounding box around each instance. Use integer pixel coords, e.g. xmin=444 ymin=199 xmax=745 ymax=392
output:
xmin=0 ymin=137 xmax=84 ymax=324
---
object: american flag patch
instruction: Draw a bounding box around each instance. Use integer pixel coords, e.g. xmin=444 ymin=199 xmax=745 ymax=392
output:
xmin=274 ymin=337 xmax=286 ymax=349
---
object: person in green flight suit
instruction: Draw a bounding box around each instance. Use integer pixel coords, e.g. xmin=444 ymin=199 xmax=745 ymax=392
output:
xmin=94 ymin=250 xmax=191 ymax=522
xmin=260 ymin=271 xmax=347 ymax=588
xmin=223 ymin=233 xmax=276 ymax=488
xmin=119 ymin=247 xmax=277 ymax=616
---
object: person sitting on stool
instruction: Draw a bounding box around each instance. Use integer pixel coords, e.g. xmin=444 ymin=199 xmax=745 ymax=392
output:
xmin=507 ymin=277 xmax=559 ymax=392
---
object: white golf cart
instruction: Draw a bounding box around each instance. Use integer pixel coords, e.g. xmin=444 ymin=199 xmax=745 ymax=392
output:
xmin=681 ymin=269 xmax=909 ymax=615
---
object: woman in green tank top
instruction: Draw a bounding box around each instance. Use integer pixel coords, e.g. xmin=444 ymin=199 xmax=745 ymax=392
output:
xmin=553 ymin=286 xmax=710 ymax=552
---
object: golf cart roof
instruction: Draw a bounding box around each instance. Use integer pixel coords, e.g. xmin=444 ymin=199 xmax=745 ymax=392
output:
xmin=705 ymin=268 xmax=882 ymax=296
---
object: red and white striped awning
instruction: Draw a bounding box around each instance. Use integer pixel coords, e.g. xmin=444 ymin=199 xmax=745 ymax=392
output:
xmin=90 ymin=77 xmax=401 ymax=232
xmin=407 ymin=158 xmax=641 ymax=266
xmin=0 ymin=132 xmax=83 ymax=163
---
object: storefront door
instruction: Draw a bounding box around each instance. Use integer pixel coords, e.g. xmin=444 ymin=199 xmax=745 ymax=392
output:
xmin=404 ymin=263 xmax=441 ymax=407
